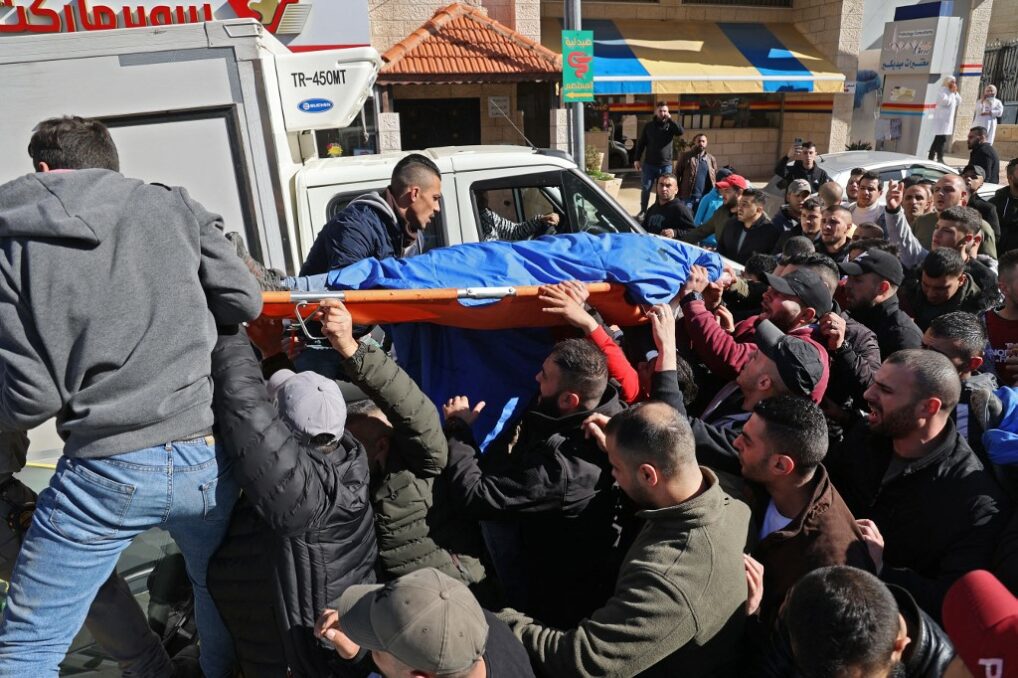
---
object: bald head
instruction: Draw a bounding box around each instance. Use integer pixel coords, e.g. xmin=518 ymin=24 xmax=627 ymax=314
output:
xmin=933 ymin=175 xmax=968 ymax=212
xmin=605 ymin=401 xmax=696 ymax=477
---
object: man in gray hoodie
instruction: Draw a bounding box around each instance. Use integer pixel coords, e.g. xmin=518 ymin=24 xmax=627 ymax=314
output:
xmin=0 ymin=116 xmax=262 ymax=677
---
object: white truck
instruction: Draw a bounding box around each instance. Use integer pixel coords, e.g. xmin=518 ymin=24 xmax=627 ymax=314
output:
xmin=1 ymin=18 xmax=643 ymax=278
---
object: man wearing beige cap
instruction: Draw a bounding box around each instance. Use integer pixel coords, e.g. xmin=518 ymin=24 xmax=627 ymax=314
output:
xmin=315 ymin=568 xmax=535 ymax=677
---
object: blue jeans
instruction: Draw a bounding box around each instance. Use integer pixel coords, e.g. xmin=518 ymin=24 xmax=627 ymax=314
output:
xmin=640 ymin=162 xmax=672 ymax=214
xmin=0 ymin=439 xmax=239 ymax=677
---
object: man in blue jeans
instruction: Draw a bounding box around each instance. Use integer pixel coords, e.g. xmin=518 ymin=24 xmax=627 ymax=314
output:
xmin=633 ymin=101 xmax=684 ymax=217
xmin=0 ymin=116 xmax=262 ymax=676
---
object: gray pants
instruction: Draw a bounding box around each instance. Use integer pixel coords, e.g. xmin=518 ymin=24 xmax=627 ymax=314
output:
xmin=0 ymin=474 xmax=173 ymax=677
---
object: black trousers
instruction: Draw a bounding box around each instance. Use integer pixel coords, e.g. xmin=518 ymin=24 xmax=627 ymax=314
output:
xmin=928 ymin=134 xmax=949 ymax=163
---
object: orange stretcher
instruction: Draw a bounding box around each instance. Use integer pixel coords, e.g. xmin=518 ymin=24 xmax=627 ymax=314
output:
xmin=260 ymin=283 xmax=649 ymax=332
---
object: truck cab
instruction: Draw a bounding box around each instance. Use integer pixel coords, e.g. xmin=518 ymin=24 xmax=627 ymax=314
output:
xmin=292 ymin=145 xmax=643 ymax=257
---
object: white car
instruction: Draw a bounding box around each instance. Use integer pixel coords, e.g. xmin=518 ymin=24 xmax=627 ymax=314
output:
xmin=763 ymin=150 xmax=1001 ymax=214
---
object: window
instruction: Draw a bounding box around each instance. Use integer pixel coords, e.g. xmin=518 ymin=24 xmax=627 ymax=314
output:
xmin=877 ymin=167 xmax=906 ymax=185
xmin=561 ymin=172 xmax=631 ymax=235
xmin=907 ymin=164 xmax=949 ymax=183
xmin=323 ymin=190 xmax=447 ymax=253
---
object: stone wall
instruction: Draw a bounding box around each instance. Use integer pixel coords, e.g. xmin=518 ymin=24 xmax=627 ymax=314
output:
xmin=482 ymin=0 xmax=540 ymax=42
xmin=791 ymin=0 xmax=863 ymax=154
xmin=986 ymin=0 xmax=1017 ymax=46
xmin=684 ymin=128 xmax=782 ymax=182
xmin=993 ymin=126 xmax=1018 ymax=175
xmin=390 ymin=83 xmax=529 ymax=145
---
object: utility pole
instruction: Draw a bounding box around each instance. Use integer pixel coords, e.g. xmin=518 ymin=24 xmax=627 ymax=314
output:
xmin=564 ymin=0 xmax=584 ymax=168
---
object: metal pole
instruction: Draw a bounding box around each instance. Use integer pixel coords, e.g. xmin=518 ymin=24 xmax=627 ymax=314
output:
xmin=565 ymin=0 xmax=585 ymax=168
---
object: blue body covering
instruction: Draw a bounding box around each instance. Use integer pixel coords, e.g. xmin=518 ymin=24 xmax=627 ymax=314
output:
xmin=303 ymin=234 xmax=722 ymax=446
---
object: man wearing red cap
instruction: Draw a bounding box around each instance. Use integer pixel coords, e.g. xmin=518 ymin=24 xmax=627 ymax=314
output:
xmin=677 ymin=174 xmax=749 ymax=246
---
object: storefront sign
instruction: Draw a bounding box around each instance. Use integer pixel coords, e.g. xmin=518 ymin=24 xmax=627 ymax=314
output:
xmin=879 ymin=16 xmax=961 ymax=75
xmin=0 ymin=0 xmax=370 ymax=50
xmin=562 ymin=30 xmax=594 ymax=103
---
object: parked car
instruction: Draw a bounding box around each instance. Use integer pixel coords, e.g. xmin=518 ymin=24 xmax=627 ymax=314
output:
xmin=762 ymin=150 xmax=1002 ymax=215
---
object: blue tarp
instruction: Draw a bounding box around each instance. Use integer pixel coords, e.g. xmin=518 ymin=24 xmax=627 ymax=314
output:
xmin=983 ymin=386 xmax=1018 ymax=466
xmin=308 ymin=234 xmax=722 ymax=446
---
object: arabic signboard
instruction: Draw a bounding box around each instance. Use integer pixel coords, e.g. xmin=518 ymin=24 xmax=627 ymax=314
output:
xmin=562 ymin=30 xmax=594 ymax=103
xmin=0 ymin=0 xmax=370 ymax=50
xmin=879 ymin=16 xmax=961 ymax=75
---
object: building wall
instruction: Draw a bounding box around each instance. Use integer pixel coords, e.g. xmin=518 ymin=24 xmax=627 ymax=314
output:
xmin=986 ymin=0 xmax=1017 ymax=46
xmin=792 ymin=0 xmax=863 ymax=154
xmin=390 ymin=83 xmax=529 ymax=145
xmin=686 ymin=128 xmax=781 ymax=181
xmin=371 ymin=0 xmax=485 ymax=52
xmin=951 ymin=0 xmax=996 ymax=151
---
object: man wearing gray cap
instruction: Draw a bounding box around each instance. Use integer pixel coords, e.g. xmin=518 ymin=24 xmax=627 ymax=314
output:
xmin=772 ymin=179 xmax=813 ymax=232
xmin=207 ymin=327 xmax=377 ymax=678
xmin=315 ymin=567 xmax=535 ymax=677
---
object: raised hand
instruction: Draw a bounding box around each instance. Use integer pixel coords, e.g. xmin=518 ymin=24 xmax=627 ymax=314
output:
xmin=885 ymin=179 xmax=903 ymax=211
xmin=444 ymin=395 xmax=486 ymax=425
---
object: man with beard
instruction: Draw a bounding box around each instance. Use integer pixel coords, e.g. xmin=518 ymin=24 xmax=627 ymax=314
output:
xmin=733 ymin=396 xmax=873 ymax=629
xmin=678 ymin=174 xmax=748 ymax=246
xmin=992 ymin=158 xmax=1018 ymax=253
xmin=498 ymin=397 xmax=750 ymax=677
xmin=907 ymin=174 xmax=997 ymax=258
xmin=967 ymin=126 xmax=1000 ymax=184
xmin=717 ymin=188 xmax=781 ymax=264
xmin=840 ymin=248 xmax=923 ymax=359
xmin=643 ymin=172 xmax=694 ymax=237
xmin=441 ymin=333 xmax=680 ymax=630
xmin=827 ymin=349 xmax=1010 ymax=621
xmin=634 ymin=102 xmax=684 ymax=217
xmin=961 ymin=164 xmax=1000 ymax=237
xmin=816 ymin=205 xmax=853 ymax=262
xmin=774 ymin=197 xmax=824 ymax=252
xmin=761 ymin=566 xmax=961 ymax=678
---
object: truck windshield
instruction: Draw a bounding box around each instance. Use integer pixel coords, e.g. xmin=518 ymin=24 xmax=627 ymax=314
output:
xmin=561 ymin=172 xmax=633 ymax=235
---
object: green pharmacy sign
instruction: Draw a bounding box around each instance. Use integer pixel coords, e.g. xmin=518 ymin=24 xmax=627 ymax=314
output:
xmin=562 ymin=30 xmax=594 ymax=102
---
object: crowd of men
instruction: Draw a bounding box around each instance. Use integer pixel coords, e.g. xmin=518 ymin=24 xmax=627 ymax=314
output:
xmin=0 ymin=114 xmax=1017 ymax=678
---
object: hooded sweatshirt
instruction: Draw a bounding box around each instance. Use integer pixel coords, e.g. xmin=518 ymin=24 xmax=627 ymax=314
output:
xmin=0 ymin=169 xmax=262 ymax=458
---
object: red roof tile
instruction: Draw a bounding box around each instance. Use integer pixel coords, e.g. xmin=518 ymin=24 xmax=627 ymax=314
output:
xmin=380 ymin=3 xmax=561 ymax=84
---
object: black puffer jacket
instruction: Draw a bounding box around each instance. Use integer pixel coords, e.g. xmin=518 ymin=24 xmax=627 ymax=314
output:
xmin=827 ymin=420 xmax=1010 ymax=621
xmin=752 ymin=584 xmax=956 ymax=677
xmin=208 ymin=329 xmax=377 ymax=677
xmin=445 ymin=386 xmax=626 ymax=628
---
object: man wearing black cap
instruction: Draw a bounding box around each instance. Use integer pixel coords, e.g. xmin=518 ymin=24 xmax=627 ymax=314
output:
xmin=962 ymin=164 xmax=1001 ymax=237
xmin=840 ymin=248 xmax=924 ymax=359
xmin=671 ymin=290 xmax=831 ymax=474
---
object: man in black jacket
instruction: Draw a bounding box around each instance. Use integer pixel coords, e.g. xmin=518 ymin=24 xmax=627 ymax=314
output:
xmin=774 ymin=140 xmax=832 ymax=193
xmin=642 ymin=172 xmax=694 ymax=237
xmin=757 ymin=565 xmax=960 ymax=678
xmin=209 ymin=328 xmax=378 ymax=677
xmin=718 ymin=188 xmax=781 ymax=264
xmin=634 ymin=102 xmax=684 ymax=216
xmin=442 ymin=338 xmax=625 ymax=629
xmin=840 ymin=248 xmax=923 ymax=359
xmin=826 ymin=349 xmax=1011 ymax=621
xmin=992 ymin=157 xmax=1018 ymax=253
xmin=968 ymin=126 xmax=1000 ymax=184
xmin=962 ymin=164 xmax=1001 ymax=237
xmin=902 ymin=248 xmax=993 ymax=331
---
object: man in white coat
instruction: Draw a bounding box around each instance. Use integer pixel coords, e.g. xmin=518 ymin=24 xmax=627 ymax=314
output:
xmin=973 ymin=84 xmax=1005 ymax=144
xmin=928 ymin=76 xmax=962 ymax=164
